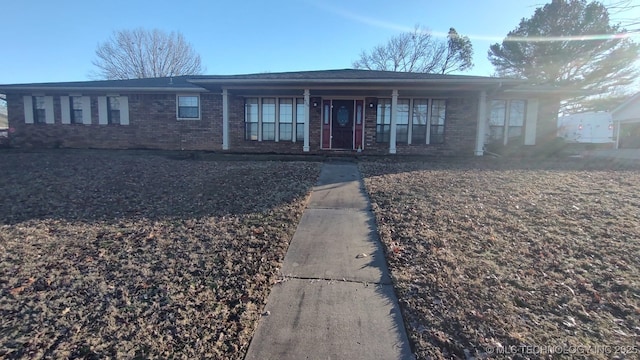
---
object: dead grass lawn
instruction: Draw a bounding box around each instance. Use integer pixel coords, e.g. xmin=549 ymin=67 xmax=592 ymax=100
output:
xmin=361 ymin=159 xmax=640 ymax=360
xmin=0 ymin=150 xmax=321 ymax=359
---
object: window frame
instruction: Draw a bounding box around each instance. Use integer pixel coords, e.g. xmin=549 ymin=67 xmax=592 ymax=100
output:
xmin=377 ymin=97 xmax=447 ymax=145
xmin=488 ymin=99 xmax=527 ymax=145
xmin=244 ymin=96 xmax=305 ymax=142
xmin=376 ymin=99 xmax=392 ymax=143
xmin=176 ymin=94 xmax=201 ymax=120
xmin=107 ymin=96 xmax=121 ymax=125
xmin=32 ymin=96 xmax=46 ymax=124
xmin=70 ymin=96 xmax=83 ymax=124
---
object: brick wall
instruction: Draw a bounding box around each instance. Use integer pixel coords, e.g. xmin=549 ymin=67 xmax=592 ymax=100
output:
xmin=7 ymin=93 xmax=222 ymax=150
xmin=362 ymin=97 xmax=478 ymax=156
xmin=7 ymin=92 xmax=478 ymax=156
xmin=228 ymin=95 xmax=323 ymax=154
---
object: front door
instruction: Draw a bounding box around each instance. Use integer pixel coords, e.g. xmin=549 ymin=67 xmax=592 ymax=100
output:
xmin=331 ymin=100 xmax=354 ymax=149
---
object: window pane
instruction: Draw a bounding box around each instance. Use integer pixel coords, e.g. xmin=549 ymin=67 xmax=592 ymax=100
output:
xmin=296 ymin=123 xmax=304 ymax=141
xmin=108 ymin=97 xmax=120 ymax=110
xmin=430 ymin=100 xmax=446 ymax=126
xmin=489 ymin=100 xmax=506 ymax=141
xmin=509 ymin=100 xmax=526 ymax=126
xmin=396 ymin=99 xmax=409 ymax=144
xmin=490 ymin=100 xmax=506 ymax=126
xmin=178 ymin=96 xmax=198 ymax=107
xmin=430 ymin=100 xmax=446 ymax=144
xmin=356 ymin=104 xmax=362 ymax=125
xmin=246 ymin=123 xmax=258 ymax=141
xmin=179 ymin=107 xmax=198 ymax=118
xmin=279 ymin=98 xmax=293 ymax=124
xmin=377 ymin=99 xmax=391 ymax=125
xmin=262 ymin=98 xmax=275 ymax=123
xmin=411 ymin=99 xmax=428 ymax=144
xmin=296 ymin=98 xmax=305 ymax=141
xmin=245 ymin=98 xmax=258 ymax=140
xmin=246 ymin=98 xmax=259 ymax=123
xmin=34 ymin=96 xmax=45 ymax=109
xmin=262 ymin=123 xmax=275 ymax=141
xmin=377 ymin=124 xmax=390 ymax=143
xmin=296 ymin=99 xmax=305 ymax=124
xmin=280 ymin=123 xmax=293 ymax=141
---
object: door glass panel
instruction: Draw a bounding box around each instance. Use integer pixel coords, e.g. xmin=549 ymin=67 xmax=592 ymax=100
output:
xmin=323 ymin=104 xmax=330 ymax=124
xmin=337 ymin=106 xmax=349 ymax=127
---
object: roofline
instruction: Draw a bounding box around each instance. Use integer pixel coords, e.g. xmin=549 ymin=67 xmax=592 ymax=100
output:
xmin=188 ymin=78 xmax=525 ymax=85
xmin=0 ymin=86 xmax=205 ymax=93
xmin=612 ymin=92 xmax=640 ymax=114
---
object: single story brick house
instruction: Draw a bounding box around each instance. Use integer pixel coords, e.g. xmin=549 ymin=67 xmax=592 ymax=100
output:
xmin=0 ymin=69 xmax=565 ymax=156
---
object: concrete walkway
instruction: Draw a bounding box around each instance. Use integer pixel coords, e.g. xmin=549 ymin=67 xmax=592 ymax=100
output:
xmin=245 ymin=162 xmax=414 ymax=360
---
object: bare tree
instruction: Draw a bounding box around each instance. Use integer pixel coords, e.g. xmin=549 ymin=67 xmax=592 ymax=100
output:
xmin=92 ymin=28 xmax=204 ymax=80
xmin=353 ymin=26 xmax=473 ymax=74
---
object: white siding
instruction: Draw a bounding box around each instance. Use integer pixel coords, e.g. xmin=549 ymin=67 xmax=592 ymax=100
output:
xmin=98 ymin=96 xmax=108 ymax=125
xmin=82 ymin=96 xmax=92 ymax=125
xmin=60 ymin=96 xmax=71 ymax=124
xmin=524 ymin=99 xmax=539 ymax=146
xmin=119 ymin=96 xmax=129 ymax=125
xmin=44 ymin=96 xmax=54 ymax=124
xmin=23 ymin=96 xmax=34 ymax=124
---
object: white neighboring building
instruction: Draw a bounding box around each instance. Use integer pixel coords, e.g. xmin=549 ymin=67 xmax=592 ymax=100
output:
xmin=612 ymin=93 xmax=640 ymax=149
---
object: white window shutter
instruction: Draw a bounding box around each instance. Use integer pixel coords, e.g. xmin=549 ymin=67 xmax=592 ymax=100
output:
xmin=82 ymin=96 xmax=92 ymax=125
xmin=119 ymin=96 xmax=129 ymax=125
xmin=98 ymin=96 xmax=108 ymax=125
xmin=44 ymin=96 xmax=54 ymax=124
xmin=23 ymin=96 xmax=34 ymax=124
xmin=524 ymin=99 xmax=538 ymax=146
xmin=60 ymin=96 xmax=71 ymax=124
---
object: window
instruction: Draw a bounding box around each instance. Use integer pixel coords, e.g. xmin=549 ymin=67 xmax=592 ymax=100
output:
xmin=245 ymin=97 xmax=305 ymax=142
xmin=296 ymin=98 xmax=305 ymax=142
xmin=107 ymin=96 xmax=120 ymax=124
xmin=489 ymin=99 xmax=526 ymax=145
xmin=245 ymin=98 xmax=259 ymax=140
xmin=262 ymin=98 xmax=276 ymax=141
xmin=376 ymin=99 xmax=391 ymax=143
xmin=279 ymin=99 xmax=293 ymax=141
xmin=411 ymin=99 xmax=429 ymax=144
xmin=33 ymin=96 xmax=46 ymax=124
xmin=177 ymin=95 xmax=199 ymax=119
xmin=396 ymin=99 xmax=410 ymax=144
xmin=508 ymin=100 xmax=526 ymax=139
xmin=430 ymin=100 xmax=446 ymax=144
xmin=70 ymin=96 xmax=83 ymax=124
xmin=489 ymin=100 xmax=506 ymax=141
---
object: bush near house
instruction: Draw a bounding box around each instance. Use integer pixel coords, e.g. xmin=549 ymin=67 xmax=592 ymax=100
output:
xmin=361 ymin=159 xmax=640 ymax=360
xmin=0 ymin=150 xmax=321 ymax=359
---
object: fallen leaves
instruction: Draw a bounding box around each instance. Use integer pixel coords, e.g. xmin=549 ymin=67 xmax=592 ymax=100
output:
xmin=0 ymin=150 xmax=321 ymax=359
xmin=361 ymin=158 xmax=640 ymax=360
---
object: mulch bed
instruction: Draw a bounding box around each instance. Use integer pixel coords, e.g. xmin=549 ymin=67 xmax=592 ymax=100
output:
xmin=0 ymin=150 xmax=321 ymax=359
xmin=360 ymin=158 xmax=640 ymax=360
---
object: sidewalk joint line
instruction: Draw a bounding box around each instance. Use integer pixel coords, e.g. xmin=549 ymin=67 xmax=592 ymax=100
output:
xmin=279 ymin=275 xmax=392 ymax=286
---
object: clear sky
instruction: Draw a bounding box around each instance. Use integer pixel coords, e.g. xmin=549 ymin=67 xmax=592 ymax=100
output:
xmin=1 ymin=0 xmax=639 ymax=84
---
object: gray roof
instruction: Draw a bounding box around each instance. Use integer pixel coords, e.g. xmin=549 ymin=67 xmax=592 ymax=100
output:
xmin=0 ymin=76 xmax=205 ymax=92
xmin=0 ymin=69 xmax=525 ymax=93
xmin=189 ymin=69 xmax=502 ymax=81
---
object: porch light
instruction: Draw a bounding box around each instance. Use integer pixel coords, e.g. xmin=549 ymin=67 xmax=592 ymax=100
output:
xmin=311 ymin=97 xmax=321 ymax=108
xmin=368 ymin=99 xmax=377 ymax=108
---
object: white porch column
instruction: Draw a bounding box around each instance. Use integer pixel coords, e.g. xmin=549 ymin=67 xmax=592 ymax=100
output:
xmin=222 ymin=89 xmax=229 ymax=150
xmin=615 ymin=120 xmax=622 ymax=149
xmin=303 ymin=89 xmax=310 ymax=152
xmin=475 ymin=90 xmax=487 ymax=156
xmin=390 ymin=89 xmax=398 ymax=154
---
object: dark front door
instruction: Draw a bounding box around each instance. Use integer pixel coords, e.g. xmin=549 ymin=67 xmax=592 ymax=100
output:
xmin=331 ymin=100 xmax=354 ymax=149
